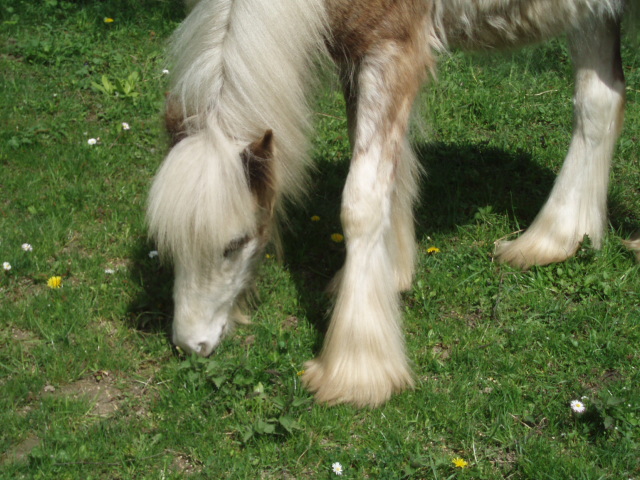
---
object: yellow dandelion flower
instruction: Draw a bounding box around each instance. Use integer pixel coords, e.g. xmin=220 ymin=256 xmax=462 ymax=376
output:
xmin=265 ymin=253 xmax=273 ymax=259
xmin=331 ymin=233 xmax=344 ymax=243
xmin=311 ymin=215 xmax=320 ymax=222
xmin=297 ymin=370 xmax=305 ymax=376
xmin=452 ymin=457 xmax=468 ymax=469
xmin=427 ymin=246 xmax=440 ymax=254
xmin=104 ymin=17 xmax=114 ymax=23
xmin=47 ymin=276 xmax=62 ymax=289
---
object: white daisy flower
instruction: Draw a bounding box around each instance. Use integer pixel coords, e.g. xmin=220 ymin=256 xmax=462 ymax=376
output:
xmin=88 ymin=138 xmax=98 ymax=145
xmin=162 ymin=69 xmax=170 ymax=75
xmin=121 ymin=122 xmax=130 ymax=130
xmin=331 ymin=462 xmax=343 ymax=476
xmin=3 ymin=262 xmax=11 ymax=271
xmin=148 ymin=250 xmax=159 ymax=259
xmin=571 ymin=399 xmax=586 ymax=413
xmin=22 ymin=243 xmax=33 ymax=252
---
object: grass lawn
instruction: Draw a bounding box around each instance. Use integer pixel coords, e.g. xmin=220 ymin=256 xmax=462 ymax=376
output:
xmin=1 ymin=1 xmax=639 ymax=478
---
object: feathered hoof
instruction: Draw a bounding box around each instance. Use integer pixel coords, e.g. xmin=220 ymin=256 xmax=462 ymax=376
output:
xmin=622 ymin=237 xmax=640 ymax=261
xmin=302 ymin=356 xmax=413 ymax=408
xmin=494 ymin=235 xmax=580 ymax=269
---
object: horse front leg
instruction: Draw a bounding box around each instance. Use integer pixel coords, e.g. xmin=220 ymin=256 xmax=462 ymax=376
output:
xmin=330 ymin=68 xmax=421 ymax=294
xmin=303 ymin=40 xmax=429 ymax=407
xmin=495 ymin=16 xmax=625 ymax=268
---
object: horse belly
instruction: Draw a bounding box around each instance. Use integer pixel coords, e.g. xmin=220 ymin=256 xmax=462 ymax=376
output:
xmin=438 ymin=0 xmax=625 ymax=50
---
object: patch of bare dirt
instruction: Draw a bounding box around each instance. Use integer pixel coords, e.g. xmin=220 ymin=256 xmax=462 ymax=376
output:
xmin=11 ymin=327 xmax=38 ymax=342
xmin=2 ymin=368 xmax=159 ymax=466
xmin=282 ymin=316 xmax=299 ymax=330
xmin=431 ymin=343 xmax=451 ymax=361
xmin=1 ymin=435 xmax=41 ymax=464
xmin=43 ymin=373 xmax=123 ymax=418
xmin=169 ymin=450 xmax=204 ymax=475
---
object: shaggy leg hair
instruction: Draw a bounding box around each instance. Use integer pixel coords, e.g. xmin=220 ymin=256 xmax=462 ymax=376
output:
xmin=303 ymin=3 xmax=433 ymax=406
xmin=339 ymin=72 xmax=422 ymax=292
xmin=387 ymin=140 xmax=421 ymax=291
xmin=495 ymin=16 xmax=625 ymax=267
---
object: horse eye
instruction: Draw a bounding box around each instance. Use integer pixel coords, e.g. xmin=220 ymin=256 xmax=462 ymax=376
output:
xmin=223 ymin=235 xmax=250 ymax=258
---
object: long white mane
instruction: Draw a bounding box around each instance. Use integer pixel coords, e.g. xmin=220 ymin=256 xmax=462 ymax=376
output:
xmin=148 ymin=0 xmax=328 ymax=266
xmin=169 ymin=0 xmax=328 ymax=200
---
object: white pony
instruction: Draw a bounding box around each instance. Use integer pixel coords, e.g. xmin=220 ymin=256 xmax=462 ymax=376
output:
xmin=148 ymin=0 xmax=633 ymax=407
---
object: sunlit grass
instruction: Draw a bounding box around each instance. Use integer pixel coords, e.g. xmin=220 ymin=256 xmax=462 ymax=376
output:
xmin=1 ymin=1 xmax=639 ymax=479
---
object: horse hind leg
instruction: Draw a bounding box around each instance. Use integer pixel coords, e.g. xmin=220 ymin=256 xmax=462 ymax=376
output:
xmin=495 ymin=16 xmax=625 ymax=268
xmin=303 ymin=37 xmax=431 ymax=407
xmin=622 ymin=234 xmax=640 ymax=260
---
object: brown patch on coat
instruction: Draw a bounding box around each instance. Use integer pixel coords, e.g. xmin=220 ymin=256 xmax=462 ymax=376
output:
xmin=326 ymin=0 xmax=432 ymax=62
xmin=326 ymin=0 xmax=435 ymax=172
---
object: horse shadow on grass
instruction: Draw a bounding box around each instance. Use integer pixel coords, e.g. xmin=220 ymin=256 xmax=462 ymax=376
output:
xmin=279 ymin=141 xmax=557 ymax=340
xmin=282 ymin=139 xmax=638 ymax=344
xmin=126 ymin=242 xmax=175 ymax=339
xmin=125 ymin=139 xmax=636 ymax=350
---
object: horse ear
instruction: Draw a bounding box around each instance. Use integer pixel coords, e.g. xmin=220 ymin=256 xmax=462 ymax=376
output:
xmin=164 ymin=94 xmax=187 ymax=147
xmin=241 ymin=130 xmax=276 ymax=212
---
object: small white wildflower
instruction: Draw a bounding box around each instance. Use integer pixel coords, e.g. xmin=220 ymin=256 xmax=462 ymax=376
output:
xmin=3 ymin=262 xmax=11 ymax=271
xmin=162 ymin=69 xmax=170 ymax=75
xmin=571 ymin=399 xmax=586 ymax=413
xmin=331 ymin=462 xmax=343 ymax=476
xmin=105 ymin=268 xmax=115 ymax=275
xmin=88 ymin=138 xmax=98 ymax=145
xmin=121 ymin=122 xmax=130 ymax=130
xmin=22 ymin=243 xmax=33 ymax=252
xmin=148 ymin=250 xmax=159 ymax=259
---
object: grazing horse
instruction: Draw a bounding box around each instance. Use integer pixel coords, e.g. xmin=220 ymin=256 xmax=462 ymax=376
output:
xmin=148 ymin=0 xmax=633 ymax=407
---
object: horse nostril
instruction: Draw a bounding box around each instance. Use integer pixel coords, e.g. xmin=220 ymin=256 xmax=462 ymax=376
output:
xmin=196 ymin=341 xmax=214 ymax=357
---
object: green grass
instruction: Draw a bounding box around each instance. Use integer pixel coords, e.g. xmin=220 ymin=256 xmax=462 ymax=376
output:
xmin=2 ymin=1 xmax=640 ymax=478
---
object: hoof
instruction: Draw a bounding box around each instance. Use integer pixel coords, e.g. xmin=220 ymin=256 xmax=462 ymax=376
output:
xmin=302 ymin=355 xmax=413 ymax=408
xmin=622 ymin=236 xmax=640 ymax=261
xmin=494 ymin=232 xmax=584 ymax=269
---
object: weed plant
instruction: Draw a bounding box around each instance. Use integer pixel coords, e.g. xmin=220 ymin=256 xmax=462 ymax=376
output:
xmin=1 ymin=1 xmax=639 ymax=479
